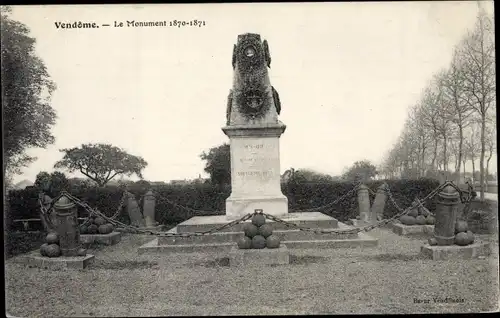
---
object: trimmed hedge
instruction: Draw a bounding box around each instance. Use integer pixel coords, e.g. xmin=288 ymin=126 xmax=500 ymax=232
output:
xmin=6 ymin=178 xmax=441 ymax=227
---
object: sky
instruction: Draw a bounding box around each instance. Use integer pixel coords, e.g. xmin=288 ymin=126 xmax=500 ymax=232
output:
xmin=8 ymin=2 xmax=496 ymax=184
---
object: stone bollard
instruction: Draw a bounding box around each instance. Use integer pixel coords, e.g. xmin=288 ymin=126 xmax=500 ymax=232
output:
xmin=53 ymin=194 xmax=82 ymax=256
xmin=357 ymin=184 xmax=370 ymax=222
xmin=143 ymin=190 xmax=156 ymax=228
xmin=126 ymin=192 xmax=145 ymax=227
xmin=370 ymin=183 xmax=388 ymax=224
xmin=433 ymin=184 xmax=460 ymax=246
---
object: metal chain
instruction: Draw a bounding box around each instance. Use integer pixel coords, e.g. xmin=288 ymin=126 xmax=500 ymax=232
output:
xmin=262 ymin=181 xmax=448 ymax=235
xmin=60 ymin=191 xmax=256 ymax=237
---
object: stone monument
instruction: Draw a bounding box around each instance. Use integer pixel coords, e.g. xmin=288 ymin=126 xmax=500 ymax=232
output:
xmin=222 ymin=33 xmax=288 ymax=220
xmin=137 ymin=33 xmax=379 ymax=255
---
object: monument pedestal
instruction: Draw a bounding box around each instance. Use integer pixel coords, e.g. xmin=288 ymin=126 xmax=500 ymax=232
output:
xmin=222 ymin=123 xmax=288 ymax=220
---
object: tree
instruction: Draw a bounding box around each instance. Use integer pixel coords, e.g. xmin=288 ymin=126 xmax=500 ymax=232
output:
xmin=457 ymin=9 xmax=495 ymax=199
xmin=200 ymin=143 xmax=231 ymax=186
xmin=54 ymin=143 xmax=148 ymax=186
xmin=440 ymin=53 xmax=474 ymax=183
xmin=342 ymin=160 xmax=378 ymax=183
xmin=1 ymin=7 xmax=57 ymax=178
xmin=290 ymin=169 xmax=335 ymax=183
xmin=35 ymin=171 xmax=69 ymax=195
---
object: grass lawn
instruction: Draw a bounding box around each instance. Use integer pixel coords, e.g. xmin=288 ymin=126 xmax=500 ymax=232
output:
xmin=5 ymin=227 xmax=499 ymax=316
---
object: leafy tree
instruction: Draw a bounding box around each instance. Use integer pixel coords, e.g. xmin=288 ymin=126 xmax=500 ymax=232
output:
xmin=1 ymin=6 xmax=57 ymax=177
xmin=342 ymin=160 xmax=378 ymax=183
xmin=200 ymin=143 xmax=231 ymax=186
xmin=54 ymin=143 xmax=148 ymax=186
xmin=290 ymin=169 xmax=335 ymax=183
xmin=34 ymin=171 xmax=70 ymax=196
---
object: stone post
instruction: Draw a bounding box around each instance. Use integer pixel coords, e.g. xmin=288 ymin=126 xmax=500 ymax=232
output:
xmin=126 ymin=192 xmax=145 ymax=227
xmin=370 ymin=183 xmax=388 ymax=224
xmin=53 ymin=194 xmax=82 ymax=256
xmin=143 ymin=190 xmax=156 ymax=228
xmin=357 ymin=184 xmax=370 ymax=222
xmin=433 ymin=184 xmax=460 ymax=246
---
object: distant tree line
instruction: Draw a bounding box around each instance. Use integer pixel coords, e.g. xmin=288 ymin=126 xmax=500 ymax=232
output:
xmin=380 ymin=9 xmax=496 ymax=199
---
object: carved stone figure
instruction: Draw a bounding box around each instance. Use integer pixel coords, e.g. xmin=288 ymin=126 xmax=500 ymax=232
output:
xmin=226 ymin=33 xmax=282 ymax=125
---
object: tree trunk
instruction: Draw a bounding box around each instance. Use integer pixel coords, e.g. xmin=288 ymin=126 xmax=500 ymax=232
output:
xmin=471 ymin=158 xmax=476 ymax=182
xmin=443 ymin=134 xmax=448 ymax=172
xmin=462 ymin=159 xmax=467 ymax=183
xmin=479 ymin=113 xmax=486 ymax=200
xmin=431 ymin=139 xmax=438 ymax=170
xmin=456 ymin=125 xmax=464 ymax=184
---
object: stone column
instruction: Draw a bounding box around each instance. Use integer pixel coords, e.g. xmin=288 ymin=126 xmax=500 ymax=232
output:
xmin=357 ymin=184 xmax=370 ymax=222
xmin=370 ymin=183 xmax=388 ymax=224
xmin=143 ymin=190 xmax=156 ymax=228
xmin=53 ymin=194 xmax=82 ymax=256
xmin=126 ymin=192 xmax=145 ymax=227
xmin=433 ymin=184 xmax=460 ymax=246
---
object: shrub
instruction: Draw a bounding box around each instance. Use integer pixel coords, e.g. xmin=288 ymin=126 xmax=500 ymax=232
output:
xmin=6 ymin=178 xmax=441 ymax=227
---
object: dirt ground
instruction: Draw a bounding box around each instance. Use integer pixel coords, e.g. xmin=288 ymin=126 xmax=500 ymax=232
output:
xmin=5 ymin=228 xmax=499 ymax=317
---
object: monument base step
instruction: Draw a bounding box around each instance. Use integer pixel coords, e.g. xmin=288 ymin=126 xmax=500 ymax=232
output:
xmin=390 ymin=223 xmax=434 ymax=236
xmin=420 ymin=241 xmax=491 ymax=260
xmin=229 ymin=246 xmax=290 ymax=266
xmin=80 ymin=232 xmax=122 ymax=246
xmin=12 ymin=251 xmax=95 ymax=270
xmin=158 ymin=222 xmax=358 ymax=245
xmin=138 ymin=232 xmax=378 ymax=254
xmin=175 ymin=212 xmax=338 ymax=233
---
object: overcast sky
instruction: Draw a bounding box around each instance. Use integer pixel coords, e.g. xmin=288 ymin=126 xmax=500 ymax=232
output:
xmin=9 ymin=2 xmax=495 ymax=183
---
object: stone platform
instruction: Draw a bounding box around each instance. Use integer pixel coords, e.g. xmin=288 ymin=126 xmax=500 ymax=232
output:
xmin=420 ymin=241 xmax=491 ymax=260
xmin=115 ymin=225 xmax=164 ymax=233
xmin=229 ymin=245 xmax=290 ymax=266
xmin=13 ymin=251 xmax=95 ymax=270
xmin=80 ymin=232 xmax=122 ymax=246
xmin=138 ymin=212 xmax=378 ymax=254
xmin=390 ymin=223 xmax=434 ymax=236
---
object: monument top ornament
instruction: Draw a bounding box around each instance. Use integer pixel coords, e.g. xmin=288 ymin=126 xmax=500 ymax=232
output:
xmin=224 ymin=33 xmax=284 ymax=129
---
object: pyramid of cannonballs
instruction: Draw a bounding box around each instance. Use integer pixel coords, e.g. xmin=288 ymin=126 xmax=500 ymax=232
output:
xmin=428 ymin=220 xmax=475 ymax=247
xmin=399 ymin=198 xmax=435 ymax=226
xmin=40 ymin=232 xmax=87 ymax=258
xmin=237 ymin=214 xmax=281 ymax=249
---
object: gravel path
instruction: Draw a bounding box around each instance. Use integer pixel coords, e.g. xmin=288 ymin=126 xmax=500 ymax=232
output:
xmin=5 ymin=228 xmax=499 ymax=317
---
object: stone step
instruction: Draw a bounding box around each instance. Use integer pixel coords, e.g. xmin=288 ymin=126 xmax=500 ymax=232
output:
xmin=175 ymin=212 xmax=339 ymax=233
xmin=158 ymin=222 xmax=358 ymax=245
xmin=138 ymin=233 xmax=378 ymax=254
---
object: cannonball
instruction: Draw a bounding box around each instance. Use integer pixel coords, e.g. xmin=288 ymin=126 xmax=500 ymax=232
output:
xmin=400 ymin=215 xmax=416 ymax=226
xmin=415 ymin=215 xmax=427 ymax=225
xmin=45 ymin=244 xmax=61 ymax=257
xmin=46 ymin=232 xmax=59 ymax=244
xmin=251 ymin=235 xmax=266 ymax=249
xmin=94 ymin=217 xmax=106 ymax=226
xmin=88 ymin=224 xmax=98 ymax=234
xmin=98 ymin=224 xmax=112 ymax=234
xmin=79 ymin=225 xmax=88 ymax=234
xmin=258 ymin=224 xmax=273 ymax=238
xmin=455 ymin=220 xmax=468 ymax=234
xmin=407 ymin=209 xmax=418 ymax=218
xmin=243 ymin=223 xmax=259 ymax=238
xmin=455 ymin=232 xmax=469 ymax=246
xmin=425 ymin=216 xmax=436 ymax=225
xmin=466 ymin=230 xmax=475 ymax=245
xmin=40 ymin=243 xmax=49 ymax=256
xmin=106 ymin=223 xmax=115 ymax=232
xmin=428 ymin=237 xmax=438 ymax=246
xmin=251 ymin=214 xmax=266 ymax=227
xmin=237 ymin=236 xmax=252 ymax=249
xmin=77 ymin=248 xmax=87 ymax=257
xmin=266 ymin=235 xmax=281 ymax=249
